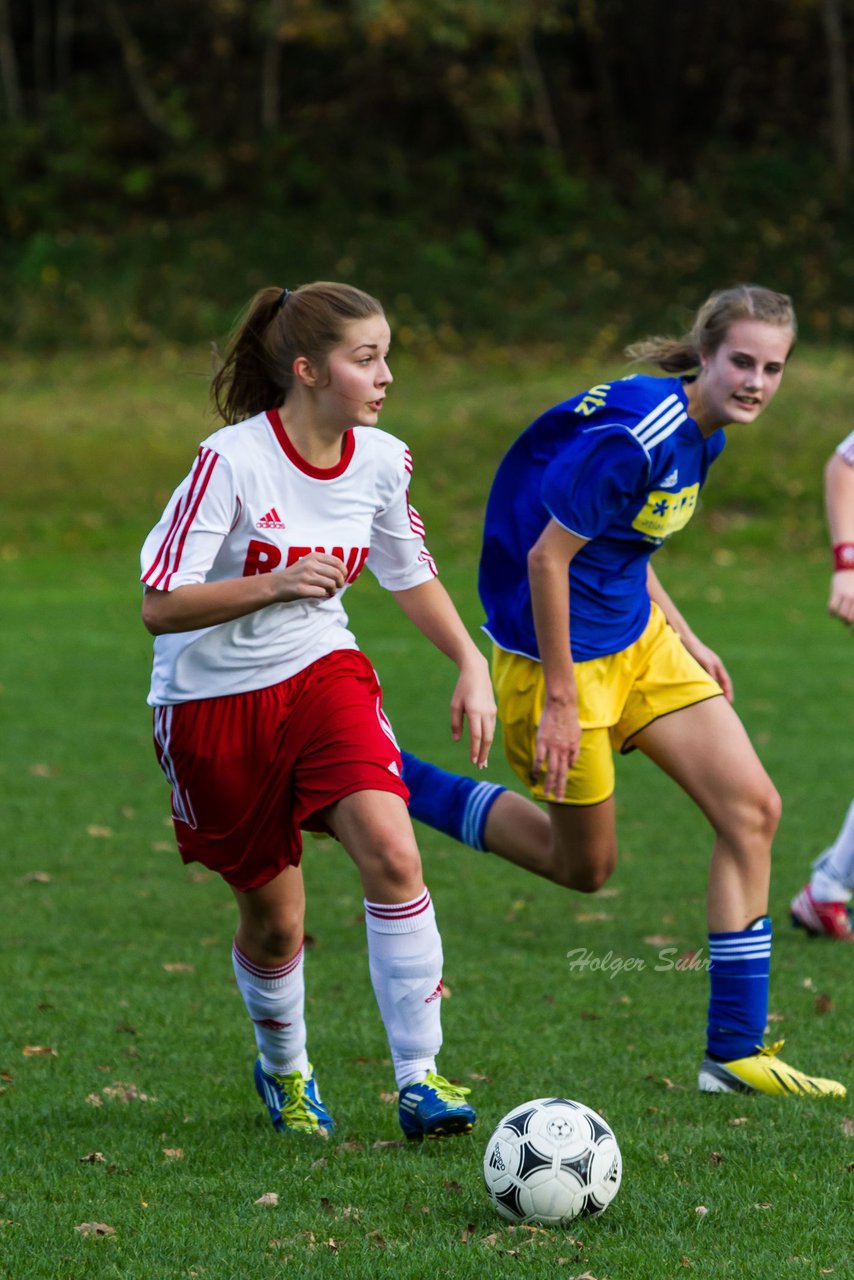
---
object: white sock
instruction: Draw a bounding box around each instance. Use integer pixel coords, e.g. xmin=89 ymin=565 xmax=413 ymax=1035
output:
xmin=811 ymin=799 xmax=854 ymax=902
xmin=232 ymin=941 xmax=309 ymax=1077
xmin=364 ymin=889 xmax=443 ymax=1089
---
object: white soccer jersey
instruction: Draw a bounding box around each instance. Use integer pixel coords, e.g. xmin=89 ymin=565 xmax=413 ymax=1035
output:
xmin=837 ymin=428 xmax=854 ymax=467
xmin=141 ymin=409 xmax=437 ymax=704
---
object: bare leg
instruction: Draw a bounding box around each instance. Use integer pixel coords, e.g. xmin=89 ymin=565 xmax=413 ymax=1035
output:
xmin=481 ymin=790 xmax=618 ymax=892
xmin=231 ymin=862 xmax=306 ymax=965
xmin=324 ymin=789 xmax=425 ymax=902
xmin=630 ymin=697 xmax=780 ymax=932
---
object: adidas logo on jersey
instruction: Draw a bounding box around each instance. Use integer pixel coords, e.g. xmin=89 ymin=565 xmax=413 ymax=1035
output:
xmin=660 ymin=470 xmax=679 ymax=488
xmin=256 ymin=507 xmax=286 ymax=529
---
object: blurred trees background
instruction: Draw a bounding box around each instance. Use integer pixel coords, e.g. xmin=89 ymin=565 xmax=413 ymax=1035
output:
xmin=3 ymin=0 xmax=854 ymax=349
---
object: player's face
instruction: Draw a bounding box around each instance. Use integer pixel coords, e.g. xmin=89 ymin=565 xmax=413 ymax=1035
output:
xmin=321 ymin=315 xmax=393 ymax=427
xmin=694 ymin=319 xmax=793 ymax=433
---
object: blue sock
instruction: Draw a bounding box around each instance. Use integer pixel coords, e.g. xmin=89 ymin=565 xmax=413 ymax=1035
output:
xmin=706 ymin=916 xmax=772 ymax=1060
xmin=400 ymin=749 xmax=506 ymax=852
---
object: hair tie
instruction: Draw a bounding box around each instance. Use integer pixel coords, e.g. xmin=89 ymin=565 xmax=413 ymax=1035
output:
xmin=276 ymin=288 xmax=291 ymax=312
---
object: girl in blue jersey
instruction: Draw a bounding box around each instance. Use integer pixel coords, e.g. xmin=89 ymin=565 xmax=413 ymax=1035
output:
xmin=403 ymin=284 xmax=846 ymax=1099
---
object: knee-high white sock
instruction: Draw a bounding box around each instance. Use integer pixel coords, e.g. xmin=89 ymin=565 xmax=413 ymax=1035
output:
xmin=364 ymin=889 xmax=444 ymax=1089
xmin=232 ymin=941 xmax=309 ymax=1077
xmin=811 ymin=799 xmax=854 ymax=901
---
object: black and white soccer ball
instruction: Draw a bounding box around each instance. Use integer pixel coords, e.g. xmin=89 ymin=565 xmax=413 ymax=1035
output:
xmin=483 ymin=1097 xmax=622 ymax=1226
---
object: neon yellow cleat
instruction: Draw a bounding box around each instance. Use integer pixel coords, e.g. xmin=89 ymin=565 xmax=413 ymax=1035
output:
xmin=698 ymin=1041 xmax=846 ymax=1098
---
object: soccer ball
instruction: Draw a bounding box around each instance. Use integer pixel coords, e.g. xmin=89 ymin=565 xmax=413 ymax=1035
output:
xmin=482 ymin=1097 xmax=622 ymax=1226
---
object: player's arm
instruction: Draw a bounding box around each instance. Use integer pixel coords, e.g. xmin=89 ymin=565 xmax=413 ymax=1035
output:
xmin=142 ymin=554 xmax=347 ymax=635
xmin=391 ymin=578 xmax=496 ymax=768
xmin=646 ymin=564 xmax=733 ymax=702
xmin=825 ymin=449 xmax=854 ymax=625
xmin=527 ymin=519 xmax=588 ymax=800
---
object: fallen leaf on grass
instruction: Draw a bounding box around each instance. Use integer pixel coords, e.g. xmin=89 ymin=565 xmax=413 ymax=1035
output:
xmin=29 ymin=763 xmax=54 ymax=778
xmin=815 ymin=993 xmax=833 ymax=1014
xmin=79 ymin=1152 xmax=106 ymax=1164
xmin=162 ymin=963 xmax=195 ymax=973
xmin=575 ymin=912 xmax=613 ymax=923
xmin=371 ymin=1139 xmax=407 ymax=1151
xmin=708 ymin=1152 xmax=725 ymax=1166
xmin=443 ymin=1179 xmax=463 ymax=1194
xmin=86 ymin=826 xmax=114 ymax=839
xmin=75 ymin=1222 xmax=116 ymax=1237
xmin=643 ymin=934 xmax=675 ymax=946
xmin=728 ymin=1116 xmax=749 ymax=1126
xmin=101 ymin=1082 xmax=154 ymax=1103
xmin=21 ymin=871 xmax=51 ymax=883
xmin=85 ymin=1094 xmax=103 ymax=1107
xmin=644 ymin=1074 xmax=686 ymax=1091
xmin=461 ymin=1223 xmax=477 ymax=1244
xmin=22 ymin=1045 xmax=56 ymax=1056
xmin=841 ymin=1117 xmax=854 ymax=1137
xmin=378 ymin=1091 xmax=397 ymax=1105
xmin=255 ymin=1192 xmax=279 ymax=1207
xmin=334 ymin=1141 xmax=363 ymax=1155
xmin=162 ymin=1148 xmax=184 ymax=1160
xmin=753 ymin=1202 xmax=772 ymax=1209
xmin=366 ymin=1230 xmax=385 ymax=1248
xmin=468 ymin=1071 xmax=491 ymax=1082
xmin=694 ymin=1206 xmax=709 ymax=1217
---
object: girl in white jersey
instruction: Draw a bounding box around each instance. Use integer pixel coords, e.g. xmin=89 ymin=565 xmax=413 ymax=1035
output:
xmin=790 ymin=429 xmax=854 ymax=941
xmin=140 ymin=282 xmax=496 ymax=1139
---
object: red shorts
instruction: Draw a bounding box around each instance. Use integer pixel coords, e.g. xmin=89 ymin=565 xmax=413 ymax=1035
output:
xmin=152 ymin=649 xmax=409 ymax=891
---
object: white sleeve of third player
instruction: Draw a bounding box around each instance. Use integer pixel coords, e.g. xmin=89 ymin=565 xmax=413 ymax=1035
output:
xmin=836 ymin=428 xmax=854 ymax=467
xmin=366 ymin=443 xmax=438 ymax=591
xmin=140 ymin=446 xmax=237 ymax=591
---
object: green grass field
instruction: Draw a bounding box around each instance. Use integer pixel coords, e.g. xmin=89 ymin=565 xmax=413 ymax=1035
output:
xmin=2 ymin=345 xmax=853 ymax=1278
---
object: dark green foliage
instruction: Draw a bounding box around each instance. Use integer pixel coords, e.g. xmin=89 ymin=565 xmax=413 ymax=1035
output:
xmin=3 ymin=1 xmax=854 ymax=349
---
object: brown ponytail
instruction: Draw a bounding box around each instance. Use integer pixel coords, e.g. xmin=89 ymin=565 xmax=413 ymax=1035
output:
xmin=625 ymin=285 xmax=797 ymax=372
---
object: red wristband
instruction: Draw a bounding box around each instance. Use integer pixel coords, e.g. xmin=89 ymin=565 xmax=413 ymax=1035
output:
xmin=833 ymin=542 xmax=854 ymax=571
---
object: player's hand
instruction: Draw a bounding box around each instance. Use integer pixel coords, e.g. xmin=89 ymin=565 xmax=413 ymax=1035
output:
xmin=274 ymin=552 xmax=347 ymax=601
xmin=449 ymin=656 xmax=497 ymax=768
xmin=828 ymin=570 xmax=854 ymax=626
xmin=682 ymin=635 xmax=734 ymax=703
xmin=532 ymin=700 xmax=581 ymax=801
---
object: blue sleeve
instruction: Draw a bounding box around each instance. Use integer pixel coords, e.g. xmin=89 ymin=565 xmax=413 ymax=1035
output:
xmin=541 ymin=425 xmax=650 ymax=540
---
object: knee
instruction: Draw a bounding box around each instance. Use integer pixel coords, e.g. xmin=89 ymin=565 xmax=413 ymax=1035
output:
xmin=360 ymin=825 xmax=423 ymax=896
xmin=741 ymin=778 xmax=782 ymax=845
xmin=552 ymin=837 xmax=617 ymax=893
xmin=252 ymin=907 xmax=305 ymax=961
xmin=718 ymin=777 xmax=782 ymax=854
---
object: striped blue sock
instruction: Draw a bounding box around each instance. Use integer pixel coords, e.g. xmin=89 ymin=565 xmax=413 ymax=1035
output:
xmin=706 ymin=916 xmax=772 ymax=1061
xmin=400 ymin=749 xmax=506 ymax=852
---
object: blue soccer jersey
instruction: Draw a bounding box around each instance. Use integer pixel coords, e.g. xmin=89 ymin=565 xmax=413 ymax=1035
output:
xmin=479 ymin=375 xmax=726 ymax=661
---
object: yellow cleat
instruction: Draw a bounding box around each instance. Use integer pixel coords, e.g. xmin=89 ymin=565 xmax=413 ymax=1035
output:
xmin=698 ymin=1041 xmax=846 ymax=1098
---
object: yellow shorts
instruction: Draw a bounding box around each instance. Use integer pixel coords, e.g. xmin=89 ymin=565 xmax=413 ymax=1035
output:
xmin=492 ymin=602 xmax=722 ymax=806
